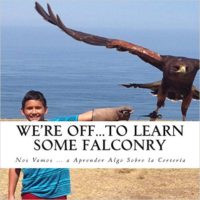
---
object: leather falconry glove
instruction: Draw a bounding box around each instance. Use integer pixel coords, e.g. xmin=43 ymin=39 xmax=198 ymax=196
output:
xmin=92 ymin=106 xmax=133 ymax=121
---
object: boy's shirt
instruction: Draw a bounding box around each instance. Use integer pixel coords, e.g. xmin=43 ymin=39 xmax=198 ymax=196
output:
xmin=50 ymin=115 xmax=79 ymax=121
xmin=22 ymin=168 xmax=70 ymax=198
xmin=22 ymin=115 xmax=78 ymax=198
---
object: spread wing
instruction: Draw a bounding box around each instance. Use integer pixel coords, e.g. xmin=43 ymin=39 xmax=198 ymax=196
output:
xmin=122 ymin=81 xmax=200 ymax=100
xmin=35 ymin=2 xmax=163 ymax=70
xmin=122 ymin=81 xmax=161 ymax=96
xmin=122 ymin=81 xmax=161 ymax=89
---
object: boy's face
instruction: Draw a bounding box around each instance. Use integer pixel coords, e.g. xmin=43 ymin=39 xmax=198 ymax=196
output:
xmin=21 ymin=100 xmax=48 ymax=121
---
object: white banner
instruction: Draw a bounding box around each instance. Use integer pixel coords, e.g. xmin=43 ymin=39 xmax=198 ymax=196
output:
xmin=0 ymin=121 xmax=199 ymax=168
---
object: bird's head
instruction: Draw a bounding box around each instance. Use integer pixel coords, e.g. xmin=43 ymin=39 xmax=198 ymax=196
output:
xmin=164 ymin=57 xmax=198 ymax=77
xmin=167 ymin=64 xmax=190 ymax=79
xmin=162 ymin=56 xmax=199 ymax=83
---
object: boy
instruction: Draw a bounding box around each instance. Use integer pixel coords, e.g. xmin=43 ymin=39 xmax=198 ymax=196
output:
xmin=8 ymin=90 xmax=132 ymax=200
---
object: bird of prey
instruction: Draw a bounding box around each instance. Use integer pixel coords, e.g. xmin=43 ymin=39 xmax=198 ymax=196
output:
xmin=35 ymin=2 xmax=200 ymax=121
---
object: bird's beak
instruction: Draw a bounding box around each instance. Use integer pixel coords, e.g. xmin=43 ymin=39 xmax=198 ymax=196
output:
xmin=177 ymin=65 xmax=186 ymax=73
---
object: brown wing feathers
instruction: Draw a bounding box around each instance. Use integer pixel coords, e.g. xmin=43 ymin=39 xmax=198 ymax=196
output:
xmin=35 ymin=2 xmax=163 ymax=69
xmin=35 ymin=2 xmax=112 ymax=46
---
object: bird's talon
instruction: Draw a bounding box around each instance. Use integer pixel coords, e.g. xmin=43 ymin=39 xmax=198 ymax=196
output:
xmin=149 ymin=111 xmax=162 ymax=119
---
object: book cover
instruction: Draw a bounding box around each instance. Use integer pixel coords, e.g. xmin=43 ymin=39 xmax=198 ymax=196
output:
xmin=1 ymin=0 xmax=199 ymax=200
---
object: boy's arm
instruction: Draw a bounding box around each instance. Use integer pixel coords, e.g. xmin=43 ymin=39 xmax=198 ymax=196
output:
xmin=78 ymin=106 xmax=133 ymax=121
xmin=8 ymin=168 xmax=21 ymax=200
xmin=78 ymin=111 xmax=93 ymax=121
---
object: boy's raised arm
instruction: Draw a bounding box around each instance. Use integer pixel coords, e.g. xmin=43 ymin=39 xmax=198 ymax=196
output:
xmin=78 ymin=106 xmax=133 ymax=121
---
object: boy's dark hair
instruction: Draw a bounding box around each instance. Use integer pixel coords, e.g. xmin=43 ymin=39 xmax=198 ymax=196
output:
xmin=21 ymin=90 xmax=47 ymax=109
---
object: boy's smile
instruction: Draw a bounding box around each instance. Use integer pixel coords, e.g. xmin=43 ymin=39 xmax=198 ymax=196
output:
xmin=21 ymin=100 xmax=48 ymax=121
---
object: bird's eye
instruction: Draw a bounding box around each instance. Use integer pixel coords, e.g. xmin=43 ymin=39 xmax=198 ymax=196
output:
xmin=173 ymin=66 xmax=179 ymax=70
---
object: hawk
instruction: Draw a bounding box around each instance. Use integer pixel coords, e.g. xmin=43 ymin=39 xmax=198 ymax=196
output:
xmin=35 ymin=2 xmax=200 ymax=120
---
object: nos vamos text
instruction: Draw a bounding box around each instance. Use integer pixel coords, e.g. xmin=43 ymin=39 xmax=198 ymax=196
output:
xmin=16 ymin=124 xmax=184 ymax=151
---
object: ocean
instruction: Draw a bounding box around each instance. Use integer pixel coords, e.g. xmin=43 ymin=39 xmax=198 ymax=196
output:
xmin=1 ymin=26 xmax=199 ymax=120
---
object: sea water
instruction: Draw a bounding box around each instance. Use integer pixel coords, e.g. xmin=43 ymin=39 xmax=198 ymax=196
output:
xmin=1 ymin=26 xmax=199 ymax=120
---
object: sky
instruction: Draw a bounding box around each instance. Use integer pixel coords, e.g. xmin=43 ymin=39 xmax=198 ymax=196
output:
xmin=0 ymin=0 xmax=199 ymax=120
xmin=1 ymin=0 xmax=199 ymax=31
